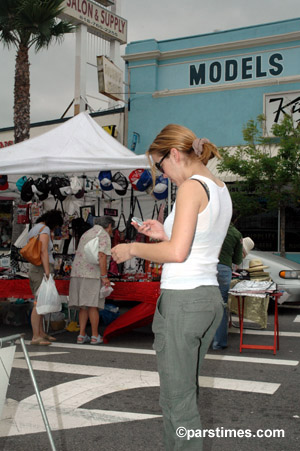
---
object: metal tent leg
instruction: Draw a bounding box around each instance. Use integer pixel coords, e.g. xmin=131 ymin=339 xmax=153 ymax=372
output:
xmin=2 ymin=334 xmax=56 ymax=451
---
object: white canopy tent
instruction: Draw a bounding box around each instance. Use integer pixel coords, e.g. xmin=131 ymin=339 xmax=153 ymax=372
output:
xmin=0 ymin=112 xmax=149 ymax=175
xmin=0 ymin=112 xmax=171 ymax=239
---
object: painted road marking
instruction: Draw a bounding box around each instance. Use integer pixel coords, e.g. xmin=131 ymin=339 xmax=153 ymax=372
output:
xmin=21 ymin=341 xmax=299 ymax=366
xmin=24 ymin=340 xmax=156 ymax=355
xmin=1 ymin=363 xmax=280 ymax=437
xmin=293 ymin=315 xmax=300 ymax=322
xmin=12 ymin=358 xmax=281 ymax=395
xmin=205 ymin=354 xmax=299 ymax=366
xmin=14 ymin=351 xmax=69 ymax=358
xmin=1 ymin=396 xmax=160 ymax=437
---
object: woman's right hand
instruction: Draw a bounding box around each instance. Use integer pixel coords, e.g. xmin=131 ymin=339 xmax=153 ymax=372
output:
xmin=132 ymin=219 xmax=168 ymax=241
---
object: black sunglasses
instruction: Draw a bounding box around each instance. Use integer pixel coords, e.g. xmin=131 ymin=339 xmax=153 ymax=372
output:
xmin=155 ymin=150 xmax=170 ymax=173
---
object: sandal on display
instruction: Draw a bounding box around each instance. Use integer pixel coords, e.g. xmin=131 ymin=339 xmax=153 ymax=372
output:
xmin=77 ymin=334 xmax=90 ymax=344
xmin=90 ymin=335 xmax=103 ymax=345
xmin=31 ymin=337 xmax=52 ymax=346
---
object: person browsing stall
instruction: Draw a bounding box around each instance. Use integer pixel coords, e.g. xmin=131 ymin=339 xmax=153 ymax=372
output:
xmin=68 ymin=216 xmax=115 ymax=345
xmin=111 ymin=124 xmax=232 ymax=450
xmin=28 ymin=210 xmax=63 ymax=346
xmin=212 ymin=223 xmax=243 ymax=350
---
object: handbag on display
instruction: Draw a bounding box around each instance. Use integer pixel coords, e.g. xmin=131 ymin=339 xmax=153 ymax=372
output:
xmin=20 ymin=225 xmax=46 ymax=265
xmin=17 ymin=204 xmax=30 ymax=224
xmin=30 ymin=202 xmax=43 ymax=224
xmin=84 ymin=231 xmax=101 ymax=265
xmin=125 ymin=188 xmax=144 ymax=242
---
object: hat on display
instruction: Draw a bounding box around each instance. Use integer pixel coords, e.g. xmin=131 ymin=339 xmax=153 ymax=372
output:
xmin=75 ymin=187 xmax=85 ymax=199
xmin=33 ymin=177 xmax=49 ymax=201
xmin=247 ymin=258 xmax=269 ymax=272
xmin=70 ymin=176 xmax=85 ymax=198
xmin=49 ymin=176 xmax=71 ymax=201
xmin=98 ymin=171 xmax=113 ymax=191
xmin=249 ymin=270 xmax=270 ymax=281
xmin=16 ymin=176 xmax=28 ymax=192
xmin=70 ymin=176 xmax=82 ymax=194
xmin=0 ymin=175 xmax=9 ymax=191
xmin=112 ymin=172 xmax=128 ymax=196
xmin=243 ymin=237 xmax=255 ymax=256
xmin=129 ymin=169 xmax=152 ymax=192
xmin=249 ymin=270 xmax=270 ymax=277
xmin=153 ymin=174 xmax=168 ymax=200
xmin=59 ymin=185 xmax=72 ymax=196
xmin=21 ymin=177 xmax=35 ymax=201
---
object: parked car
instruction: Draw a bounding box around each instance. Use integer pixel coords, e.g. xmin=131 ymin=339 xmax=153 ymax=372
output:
xmin=242 ymin=250 xmax=300 ymax=303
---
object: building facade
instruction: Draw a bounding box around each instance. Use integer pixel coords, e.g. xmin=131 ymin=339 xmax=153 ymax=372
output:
xmin=124 ymin=18 xmax=300 ymax=253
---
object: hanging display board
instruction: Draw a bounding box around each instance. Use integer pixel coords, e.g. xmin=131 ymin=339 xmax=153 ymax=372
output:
xmin=97 ymin=56 xmax=123 ymax=101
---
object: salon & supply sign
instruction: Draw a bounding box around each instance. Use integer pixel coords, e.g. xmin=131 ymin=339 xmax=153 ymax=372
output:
xmin=61 ymin=0 xmax=127 ymax=43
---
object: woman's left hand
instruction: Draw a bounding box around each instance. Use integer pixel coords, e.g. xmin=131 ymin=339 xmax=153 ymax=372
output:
xmin=102 ymin=276 xmax=111 ymax=287
xmin=111 ymin=243 xmax=132 ymax=264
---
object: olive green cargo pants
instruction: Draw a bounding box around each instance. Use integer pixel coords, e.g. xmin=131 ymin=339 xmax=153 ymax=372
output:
xmin=152 ymin=286 xmax=224 ymax=450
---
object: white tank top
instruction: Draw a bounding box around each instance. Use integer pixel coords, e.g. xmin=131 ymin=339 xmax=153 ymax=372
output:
xmin=160 ymin=175 xmax=232 ymax=290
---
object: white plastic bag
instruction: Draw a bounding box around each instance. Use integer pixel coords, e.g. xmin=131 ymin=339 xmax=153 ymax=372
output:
xmin=14 ymin=224 xmax=29 ymax=248
xmin=100 ymin=282 xmax=115 ymax=298
xmin=67 ymin=236 xmax=76 ymax=254
xmin=36 ymin=274 xmax=61 ymax=315
xmin=84 ymin=232 xmax=100 ymax=264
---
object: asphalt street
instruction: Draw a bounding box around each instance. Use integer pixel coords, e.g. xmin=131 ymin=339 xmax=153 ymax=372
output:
xmin=0 ymin=302 xmax=300 ymax=451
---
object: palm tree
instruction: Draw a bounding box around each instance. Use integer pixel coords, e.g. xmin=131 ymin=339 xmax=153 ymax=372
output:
xmin=0 ymin=0 xmax=75 ymax=143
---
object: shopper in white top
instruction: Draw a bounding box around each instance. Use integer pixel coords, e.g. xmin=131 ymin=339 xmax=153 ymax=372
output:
xmin=112 ymin=124 xmax=232 ymax=450
xmin=28 ymin=210 xmax=63 ymax=346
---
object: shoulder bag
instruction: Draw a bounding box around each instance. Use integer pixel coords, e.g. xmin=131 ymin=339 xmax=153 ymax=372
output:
xmin=20 ymin=225 xmax=46 ymax=266
xmin=84 ymin=230 xmax=101 ymax=265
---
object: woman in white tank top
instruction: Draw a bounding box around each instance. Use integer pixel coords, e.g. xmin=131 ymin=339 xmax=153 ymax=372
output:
xmin=112 ymin=124 xmax=232 ymax=450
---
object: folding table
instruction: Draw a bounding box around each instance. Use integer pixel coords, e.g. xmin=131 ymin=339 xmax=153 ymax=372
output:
xmin=232 ymin=291 xmax=282 ymax=355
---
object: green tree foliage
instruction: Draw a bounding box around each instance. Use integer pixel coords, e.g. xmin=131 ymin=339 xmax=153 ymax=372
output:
xmin=0 ymin=0 xmax=75 ymax=142
xmin=217 ymin=114 xmax=300 ymax=255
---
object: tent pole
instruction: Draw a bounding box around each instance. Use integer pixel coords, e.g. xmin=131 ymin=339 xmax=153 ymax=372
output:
xmin=74 ymin=24 xmax=88 ymax=115
xmin=1 ymin=334 xmax=57 ymax=451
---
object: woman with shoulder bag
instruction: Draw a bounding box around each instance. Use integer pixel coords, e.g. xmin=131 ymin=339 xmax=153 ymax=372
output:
xmin=112 ymin=124 xmax=232 ymax=450
xmin=68 ymin=216 xmax=115 ymax=345
xmin=28 ymin=210 xmax=63 ymax=346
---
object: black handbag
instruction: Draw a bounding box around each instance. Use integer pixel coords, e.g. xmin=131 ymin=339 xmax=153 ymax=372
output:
xmin=125 ymin=188 xmax=144 ymax=242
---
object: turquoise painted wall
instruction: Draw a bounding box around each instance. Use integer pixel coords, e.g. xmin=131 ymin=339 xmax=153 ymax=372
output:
xmin=125 ymin=18 xmax=300 ymax=154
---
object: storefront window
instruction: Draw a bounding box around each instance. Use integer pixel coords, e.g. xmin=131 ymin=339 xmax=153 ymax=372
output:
xmin=237 ymin=205 xmax=300 ymax=252
xmin=0 ymin=200 xmax=13 ymax=250
xmin=285 ymin=206 xmax=300 ymax=252
xmin=237 ymin=210 xmax=278 ymax=251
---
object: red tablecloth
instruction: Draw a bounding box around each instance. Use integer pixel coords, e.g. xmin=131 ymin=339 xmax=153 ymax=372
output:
xmin=103 ymin=281 xmax=160 ymax=343
xmin=0 ymin=278 xmax=70 ymax=298
xmin=0 ymin=279 xmax=160 ymax=342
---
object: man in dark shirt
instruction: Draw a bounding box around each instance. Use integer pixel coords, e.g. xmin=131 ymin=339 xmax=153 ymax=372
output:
xmin=212 ymin=223 xmax=243 ymax=350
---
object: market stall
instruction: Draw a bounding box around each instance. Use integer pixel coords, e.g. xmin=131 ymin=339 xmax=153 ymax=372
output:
xmin=0 ymin=112 xmax=167 ymax=338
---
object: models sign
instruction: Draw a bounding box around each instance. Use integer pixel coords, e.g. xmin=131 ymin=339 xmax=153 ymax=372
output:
xmin=62 ymin=0 xmax=127 ymax=44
